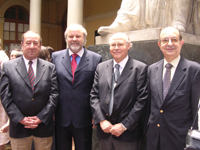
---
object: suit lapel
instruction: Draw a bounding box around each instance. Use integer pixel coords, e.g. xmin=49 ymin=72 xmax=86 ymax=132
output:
xmin=76 ymin=48 xmax=88 ymax=72
xmin=61 ymin=49 xmax=72 ymax=76
xmin=16 ymin=57 xmax=31 ymax=88
xmin=104 ymin=60 xmax=113 ymax=89
xmin=155 ymin=60 xmax=164 ymax=106
xmin=164 ymin=57 xmax=186 ymax=101
xmin=35 ymin=59 xmax=46 ymax=86
xmin=115 ymin=57 xmax=132 ymax=88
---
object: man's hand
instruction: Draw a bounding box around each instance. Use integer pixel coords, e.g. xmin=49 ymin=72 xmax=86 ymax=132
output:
xmin=100 ymin=120 xmax=113 ymax=133
xmin=110 ymin=123 xmax=125 ymax=137
xmin=19 ymin=116 xmax=42 ymax=129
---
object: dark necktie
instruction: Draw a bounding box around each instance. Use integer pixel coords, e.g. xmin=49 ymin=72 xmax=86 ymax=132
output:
xmin=163 ymin=63 xmax=173 ymax=99
xmin=28 ymin=61 xmax=35 ymax=93
xmin=114 ymin=64 xmax=120 ymax=82
xmin=109 ymin=64 xmax=120 ymax=116
xmin=71 ymin=54 xmax=78 ymax=83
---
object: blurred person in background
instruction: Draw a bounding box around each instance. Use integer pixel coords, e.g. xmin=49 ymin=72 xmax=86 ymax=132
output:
xmin=0 ymin=50 xmax=10 ymax=150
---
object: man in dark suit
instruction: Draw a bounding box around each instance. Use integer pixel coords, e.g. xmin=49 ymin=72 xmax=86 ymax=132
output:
xmin=146 ymin=26 xmax=200 ymax=150
xmin=51 ymin=23 xmax=102 ymax=150
xmin=0 ymin=31 xmax=58 ymax=150
xmin=90 ymin=32 xmax=148 ymax=150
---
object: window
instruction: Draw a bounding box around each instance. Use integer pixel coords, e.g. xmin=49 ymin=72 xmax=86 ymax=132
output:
xmin=3 ymin=5 xmax=29 ymax=53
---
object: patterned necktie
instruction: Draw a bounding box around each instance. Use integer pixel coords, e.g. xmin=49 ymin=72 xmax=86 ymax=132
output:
xmin=163 ymin=63 xmax=173 ymax=99
xmin=71 ymin=54 xmax=78 ymax=83
xmin=114 ymin=64 xmax=120 ymax=82
xmin=28 ymin=61 xmax=35 ymax=93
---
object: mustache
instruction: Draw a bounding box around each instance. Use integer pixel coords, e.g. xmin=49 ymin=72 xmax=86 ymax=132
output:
xmin=70 ymin=41 xmax=79 ymax=44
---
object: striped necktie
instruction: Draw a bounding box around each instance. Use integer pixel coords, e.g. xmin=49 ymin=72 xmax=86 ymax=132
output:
xmin=28 ymin=61 xmax=35 ymax=93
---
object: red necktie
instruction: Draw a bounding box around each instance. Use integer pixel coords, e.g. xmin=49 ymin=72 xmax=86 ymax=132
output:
xmin=71 ymin=54 xmax=78 ymax=83
xmin=28 ymin=61 xmax=35 ymax=93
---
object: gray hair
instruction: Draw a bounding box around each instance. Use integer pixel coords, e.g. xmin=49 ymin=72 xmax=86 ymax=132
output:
xmin=109 ymin=32 xmax=132 ymax=47
xmin=64 ymin=23 xmax=87 ymax=45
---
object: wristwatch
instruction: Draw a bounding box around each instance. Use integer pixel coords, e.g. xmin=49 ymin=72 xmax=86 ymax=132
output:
xmin=121 ymin=123 xmax=127 ymax=131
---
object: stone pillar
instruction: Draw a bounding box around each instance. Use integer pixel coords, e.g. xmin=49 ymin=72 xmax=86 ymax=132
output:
xmin=67 ymin=0 xmax=83 ymax=26
xmin=29 ymin=0 xmax=42 ymax=35
xmin=0 ymin=18 xmax=5 ymax=49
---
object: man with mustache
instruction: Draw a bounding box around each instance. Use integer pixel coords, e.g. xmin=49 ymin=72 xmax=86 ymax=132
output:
xmin=52 ymin=24 xmax=102 ymax=150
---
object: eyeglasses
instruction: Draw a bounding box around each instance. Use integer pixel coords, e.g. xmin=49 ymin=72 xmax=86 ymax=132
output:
xmin=161 ymin=38 xmax=179 ymax=44
xmin=110 ymin=42 xmax=128 ymax=48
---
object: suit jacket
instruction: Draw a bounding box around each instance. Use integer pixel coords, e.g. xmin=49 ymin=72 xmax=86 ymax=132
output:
xmin=0 ymin=57 xmax=58 ymax=138
xmin=146 ymin=57 xmax=200 ymax=150
xmin=51 ymin=48 xmax=102 ymax=128
xmin=90 ymin=57 xmax=148 ymax=142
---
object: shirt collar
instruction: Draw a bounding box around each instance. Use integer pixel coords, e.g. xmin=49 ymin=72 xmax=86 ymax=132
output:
xmin=113 ymin=55 xmax=129 ymax=69
xmin=69 ymin=48 xmax=84 ymax=58
xmin=164 ymin=55 xmax=180 ymax=68
xmin=23 ymin=56 xmax=37 ymax=66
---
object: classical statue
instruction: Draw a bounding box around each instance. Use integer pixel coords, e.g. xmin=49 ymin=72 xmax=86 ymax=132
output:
xmin=98 ymin=0 xmax=194 ymax=35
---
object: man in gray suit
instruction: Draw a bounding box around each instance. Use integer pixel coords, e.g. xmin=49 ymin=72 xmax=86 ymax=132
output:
xmin=90 ymin=32 xmax=148 ymax=150
xmin=0 ymin=31 xmax=58 ymax=150
xmin=146 ymin=26 xmax=200 ymax=150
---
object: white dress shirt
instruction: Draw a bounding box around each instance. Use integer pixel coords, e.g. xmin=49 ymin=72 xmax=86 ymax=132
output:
xmin=163 ymin=55 xmax=181 ymax=81
xmin=23 ymin=56 xmax=37 ymax=77
xmin=113 ymin=55 xmax=129 ymax=75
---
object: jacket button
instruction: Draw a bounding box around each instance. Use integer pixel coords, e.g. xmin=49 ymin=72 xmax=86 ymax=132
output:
xmin=106 ymin=102 xmax=108 ymax=105
xmin=106 ymin=114 xmax=108 ymax=116
xmin=157 ymin=124 xmax=160 ymax=127
xmin=32 ymin=98 xmax=34 ymax=101
xmin=160 ymin=110 xmax=163 ymax=113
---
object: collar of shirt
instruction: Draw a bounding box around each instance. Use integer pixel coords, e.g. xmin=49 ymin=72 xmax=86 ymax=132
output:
xmin=163 ymin=55 xmax=181 ymax=81
xmin=69 ymin=48 xmax=84 ymax=58
xmin=113 ymin=55 xmax=129 ymax=74
xmin=23 ymin=56 xmax=37 ymax=76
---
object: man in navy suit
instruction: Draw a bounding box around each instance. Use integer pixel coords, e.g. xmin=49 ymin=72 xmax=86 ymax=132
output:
xmin=90 ymin=32 xmax=148 ymax=150
xmin=0 ymin=31 xmax=58 ymax=150
xmin=52 ymin=24 xmax=102 ymax=150
xmin=146 ymin=27 xmax=200 ymax=150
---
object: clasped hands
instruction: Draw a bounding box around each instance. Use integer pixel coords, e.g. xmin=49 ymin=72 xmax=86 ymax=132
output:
xmin=20 ymin=116 xmax=42 ymax=129
xmin=100 ymin=120 xmax=125 ymax=137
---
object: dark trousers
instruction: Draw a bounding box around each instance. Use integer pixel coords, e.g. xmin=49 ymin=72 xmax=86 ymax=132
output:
xmin=55 ymin=123 xmax=92 ymax=150
xmin=99 ymin=135 xmax=140 ymax=150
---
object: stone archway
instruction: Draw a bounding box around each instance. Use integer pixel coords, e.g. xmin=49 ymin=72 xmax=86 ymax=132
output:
xmin=0 ymin=0 xmax=29 ymax=18
xmin=0 ymin=0 xmax=29 ymax=49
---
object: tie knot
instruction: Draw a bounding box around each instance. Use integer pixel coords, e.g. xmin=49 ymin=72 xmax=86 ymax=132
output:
xmin=72 ymin=54 xmax=78 ymax=59
xmin=29 ymin=61 xmax=33 ymax=65
xmin=115 ymin=64 xmax=120 ymax=70
xmin=165 ymin=63 xmax=172 ymax=69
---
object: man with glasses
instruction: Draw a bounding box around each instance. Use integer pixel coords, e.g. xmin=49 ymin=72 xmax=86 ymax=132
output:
xmin=90 ymin=32 xmax=148 ymax=150
xmin=146 ymin=26 xmax=200 ymax=150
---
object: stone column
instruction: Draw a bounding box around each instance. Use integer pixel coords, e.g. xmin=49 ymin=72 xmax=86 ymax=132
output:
xmin=0 ymin=18 xmax=5 ymax=48
xmin=67 ymin=0 xmax=83 ymax=26
xmin=29 ymin=0 xmax=42 ymax=35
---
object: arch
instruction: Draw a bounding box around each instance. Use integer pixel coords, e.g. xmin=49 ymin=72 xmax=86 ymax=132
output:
xmin=0 ymin=0 xmax=29 ymax=18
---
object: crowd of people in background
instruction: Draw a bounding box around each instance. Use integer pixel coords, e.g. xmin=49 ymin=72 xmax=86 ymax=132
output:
xmin=0 ymin=24 xmax=200 ymax=150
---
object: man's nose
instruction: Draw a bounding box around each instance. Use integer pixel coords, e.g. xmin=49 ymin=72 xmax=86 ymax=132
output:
xmin=167 ymin=39 xmax=173 ymax=45
xmin=73 ymin=36 xmax=77 ymax=40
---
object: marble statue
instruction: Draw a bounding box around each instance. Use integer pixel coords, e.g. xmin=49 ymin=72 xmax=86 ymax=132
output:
xmin=98 ymin=0 xmax=194 ymax=35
